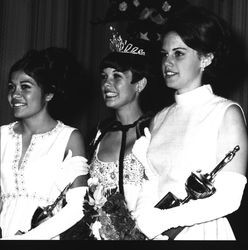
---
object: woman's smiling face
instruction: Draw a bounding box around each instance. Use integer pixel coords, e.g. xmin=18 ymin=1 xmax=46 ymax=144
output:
xmin=100 ymin=67 xmax=138 ymax=110
xmin=8 ymin=70 xmax=49 ymax=119
xmin=161 ymin=31 xmax=203 ymax=94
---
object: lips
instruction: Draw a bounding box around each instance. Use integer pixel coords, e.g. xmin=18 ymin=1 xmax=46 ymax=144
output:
xmin=163 ymin=70 xmax=177 ymax=78
xmin=11 ymin=101 xmax=26 ymax=108
xmin=104 ymin=91 xmax=118 ymax=98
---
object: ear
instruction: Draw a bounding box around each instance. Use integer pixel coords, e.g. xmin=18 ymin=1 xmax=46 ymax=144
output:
xmin=45 ymin=93 xmax=54 ymax=102
xmin=136 ymin=77 xmax=147 ymax=93
xmin=200 ymin=53 xmax=214 ymax=69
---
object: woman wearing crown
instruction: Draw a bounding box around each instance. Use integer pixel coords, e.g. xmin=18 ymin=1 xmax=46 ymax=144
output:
xmin=58 ymin=28 xmax=159 ymax=240
xmin=88 ymin=29 xmax=155 ymax=212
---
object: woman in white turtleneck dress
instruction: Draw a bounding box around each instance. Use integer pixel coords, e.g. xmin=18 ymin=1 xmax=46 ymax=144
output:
xmin=133 ymin=6 xmax=247 ymax=240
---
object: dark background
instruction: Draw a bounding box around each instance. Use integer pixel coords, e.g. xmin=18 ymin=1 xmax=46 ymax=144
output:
xmin=0 ymin=0 xmax=247 ymax=240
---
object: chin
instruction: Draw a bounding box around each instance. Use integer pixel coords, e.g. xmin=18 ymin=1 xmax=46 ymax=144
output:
xmin=166 ymin=82 xmax=178 ymax=91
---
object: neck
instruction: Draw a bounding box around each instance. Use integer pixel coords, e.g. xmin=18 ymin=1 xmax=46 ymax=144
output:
xmin=116 ymin=108 xmax=143 ymax=125
xmin=18 ymin=115 xmax=56 ymax=135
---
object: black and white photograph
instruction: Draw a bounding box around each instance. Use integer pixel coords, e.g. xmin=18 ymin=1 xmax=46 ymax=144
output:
xmin=0 ymin=0 xmax=247 ymax=247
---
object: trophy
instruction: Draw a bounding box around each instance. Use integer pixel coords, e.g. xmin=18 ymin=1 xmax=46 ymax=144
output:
xmin=155 ymin=145 xmax=240 ymax=240
xmin=15 ymin=183 xmax=71 ymax=235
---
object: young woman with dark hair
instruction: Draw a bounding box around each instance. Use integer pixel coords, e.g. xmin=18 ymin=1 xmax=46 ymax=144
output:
xmin=88 ymin=37 xmax=155 ymax=216
xmin=133 ymin=6 xmax=247 ymax=240
xmin=0 ymin=47 xmax=89 ymax=239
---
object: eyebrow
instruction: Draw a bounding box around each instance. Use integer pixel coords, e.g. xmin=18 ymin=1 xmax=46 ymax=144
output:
xmin=161 ymin=47 xmax=187 ymax=52
xmin=173 ymin=47 xmax=187 ymax=51
xmin=19 ymin=79 xmax=35 ymax=84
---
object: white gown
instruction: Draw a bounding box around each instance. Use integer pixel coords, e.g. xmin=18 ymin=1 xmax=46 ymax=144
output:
xmin=0 ymin=121 xmax=86 ymax=238
xmin=146 ymin=84 xmax=246 ymax=240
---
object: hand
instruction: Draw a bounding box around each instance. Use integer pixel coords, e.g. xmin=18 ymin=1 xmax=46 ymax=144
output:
xmin=133 ymin=206 xmax=167 ymax=239
xmin=132 ymin=127 xmax=150 ymax=165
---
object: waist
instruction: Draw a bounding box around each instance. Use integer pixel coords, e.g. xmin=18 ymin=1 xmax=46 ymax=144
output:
xmin=1 ymin=192 xmax=55 ymax=205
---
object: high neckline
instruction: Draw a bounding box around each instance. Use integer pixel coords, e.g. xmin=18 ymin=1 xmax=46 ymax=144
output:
xmin=175 ymin=84 xmax=213 ymax=106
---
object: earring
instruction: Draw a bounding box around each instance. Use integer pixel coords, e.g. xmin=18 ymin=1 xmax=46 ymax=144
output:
xmin=45 ymin=94 xmax=54 ymax=102
xmin=200 ymin=60 xmax=206 ymax=72
xmin=136 ymin=83 xmax=141 ymax=93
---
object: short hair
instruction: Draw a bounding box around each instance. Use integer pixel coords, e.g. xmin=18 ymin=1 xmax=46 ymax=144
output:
xmin=161 ymin=6 xmax=231 ymax=83
xmin=99 ymin=52 xmax=152 ymax=84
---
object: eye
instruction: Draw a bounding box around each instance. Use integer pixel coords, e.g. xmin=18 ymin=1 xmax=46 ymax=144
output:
xmin=161 ymin=50 xmax=168 ymax=58
xmin=175 ymin=50 xmax=184 ymax=57
xmin=8 ymin=83 xmax=15 ymax=92
xmin=113 ymin=73 xmax=122 ymax=80
xmin=21 ymin=83 xmax=32 ymax=90
xmin=100 ymin=73 xmax=107 ymax=81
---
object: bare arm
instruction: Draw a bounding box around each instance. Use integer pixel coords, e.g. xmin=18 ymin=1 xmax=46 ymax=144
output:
xmin=65 ymin=129 xmax=89 ymax=188
xmin=217 ymin=104 xmax=247 ymax=176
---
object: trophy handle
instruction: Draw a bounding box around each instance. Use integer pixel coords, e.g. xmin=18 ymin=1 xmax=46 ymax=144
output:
xmin=30 ymin=183 xmax=72 ymax=232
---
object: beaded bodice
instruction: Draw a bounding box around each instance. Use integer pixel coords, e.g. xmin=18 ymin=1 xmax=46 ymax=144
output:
xmin=90 ymin=150 xmax=144 ymax=191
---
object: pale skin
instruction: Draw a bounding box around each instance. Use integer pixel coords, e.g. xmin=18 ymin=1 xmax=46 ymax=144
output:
xmin=98 ymin=67 xmax=147 ymax=162
xmin=161 ymin=31 xmax=247 ymax=176
xmin=7 ymin=70 xmax=88 ymax=187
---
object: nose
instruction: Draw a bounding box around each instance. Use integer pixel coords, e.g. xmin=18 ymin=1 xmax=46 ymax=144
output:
xmin=102 ymin=78 xmax=112 ymax=88
xmin=11 ymin=87 xmax=22 ymax=98
xmin=163 ymin=55 xmax=174 ymax=67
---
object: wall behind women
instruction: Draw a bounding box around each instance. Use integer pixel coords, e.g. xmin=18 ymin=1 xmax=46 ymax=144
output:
xmin=0 ymin=0 xmax=111 ymax=141
xmin=0 ymin=0 xmax=247 ymax=240
xmin=189 ymin=0 xmax=248 ymax=119
xmin=0 ymin=0 xmax=247 ymax=135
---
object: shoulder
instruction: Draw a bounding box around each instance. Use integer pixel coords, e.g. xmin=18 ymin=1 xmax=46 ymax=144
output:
xmin=210 ymin=94 xmax=247 ymax=124
xmin=66 ymin=128 xmax=86 ymax=157
xmin=217 ymin=102 xmax=247 ymax=175
xmin=136 ymin=113 xmax=154 ymax=138
xmin=222 ymin=104 xmax=247 ymax=128
xmin=1 ymin=122 xmax=15 ymax=129
xmin=0 ymin=122 xmax=15 ymax=135
xmin=208 ymin=95 xmax=246 ymax=123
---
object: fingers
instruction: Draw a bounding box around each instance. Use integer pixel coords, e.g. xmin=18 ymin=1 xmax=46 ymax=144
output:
xmin=144 ymin=127 xmax=151 ymax=140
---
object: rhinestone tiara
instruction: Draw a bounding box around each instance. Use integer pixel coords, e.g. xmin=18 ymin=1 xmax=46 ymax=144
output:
xmin=109 ymin=26 xmax=145 ymax=56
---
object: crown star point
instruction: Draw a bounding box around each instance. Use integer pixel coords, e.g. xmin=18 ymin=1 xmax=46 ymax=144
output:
xmin=109 ymin=26 xmax=146 ymax=56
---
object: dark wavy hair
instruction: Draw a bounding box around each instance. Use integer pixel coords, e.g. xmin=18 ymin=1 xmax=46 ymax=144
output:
xmin=8 ymin=47 xmax=83 ymax=120
xmin=99 ymin=52 xmax=152 ymax=84
xmin=161 ymin=5 xmax=231 ymax=85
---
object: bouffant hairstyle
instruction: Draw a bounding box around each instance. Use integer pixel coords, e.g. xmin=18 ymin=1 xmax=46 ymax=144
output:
xmin=161 ymin=6 xmax=231 ymax=84
xmin=8 ymin=47 xmax=83 ymax=120
xmin=8 ymin=47 xmax=80 ymax=95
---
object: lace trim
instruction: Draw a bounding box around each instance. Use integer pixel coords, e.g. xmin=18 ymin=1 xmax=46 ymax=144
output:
xmin=8 ymin=121 xmax=64 ymax=193
xmin=0 ymin=192 xmax=55 ymax=205
xmin=8 ymin=120 xmax=64 ymax=139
